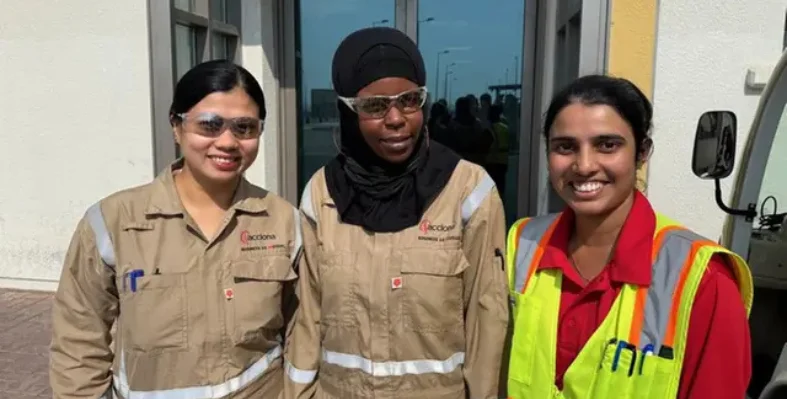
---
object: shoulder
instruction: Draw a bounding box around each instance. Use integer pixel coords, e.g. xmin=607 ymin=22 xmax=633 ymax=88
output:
xmin=299 ymin=167 xmax=329 ymax=223
xmin=90 ymin=180 xmax=158 ymax=221
xmin=446 ymin=160 xmax=499 ymax=221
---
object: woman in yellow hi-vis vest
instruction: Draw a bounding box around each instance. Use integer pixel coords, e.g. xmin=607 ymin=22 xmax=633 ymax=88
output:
xmin=505 ymin=75 xmax=754 ymax=399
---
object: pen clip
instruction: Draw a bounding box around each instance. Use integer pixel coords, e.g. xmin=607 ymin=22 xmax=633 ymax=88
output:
xmin=611 ymin=340 xmax=636 ymax=373
xmin=638 ymin=344 xmax=654 ymax=375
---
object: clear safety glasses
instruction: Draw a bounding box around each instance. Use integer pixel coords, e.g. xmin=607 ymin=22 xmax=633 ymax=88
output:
xmin=338 ymin=86 xmax=428 ymax=119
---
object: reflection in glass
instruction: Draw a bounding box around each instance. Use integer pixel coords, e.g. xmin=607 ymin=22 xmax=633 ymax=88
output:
xmin=211 ymin=0 xmax=229 ymax=23
xmin=548 ymin=0 xmax=584 ymax=213
xmin=174 ymin=24 xmax=197 ymax=80
xmin=173 ymin=0 xmax=194 ymax=12
xmin=296 ymin=0 xmax=396 ymax=193
xmin=213 ymin=33 xmax=230 ymax=60
xmin=418 ymin=0 xmax=526 ymax=226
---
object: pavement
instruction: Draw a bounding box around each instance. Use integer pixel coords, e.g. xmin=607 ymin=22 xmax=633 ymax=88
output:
xmin=0 ymin=289 xmax=53 ymax=399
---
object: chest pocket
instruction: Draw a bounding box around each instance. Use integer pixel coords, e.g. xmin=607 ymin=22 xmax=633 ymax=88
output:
xmin=229 ymin=256 xmax=297 ymax=348
xmin=121 ymin=272 xmax=188 ymax=353
xmin=588 ymin=339 xmax=678 ymax=398
xmin=318 ymin=250 xmax=360 ymax=327
xmin=400 ymin=248 xmax=470 ymax=333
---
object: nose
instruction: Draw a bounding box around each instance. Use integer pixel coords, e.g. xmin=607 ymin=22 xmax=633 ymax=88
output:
xmin=383 ymin=106 xmax=406 ymax=130
xmin=213 ymin=128 xmax=240 ymax=150
xmin=573 ymin=145 xmax=599 ymax=176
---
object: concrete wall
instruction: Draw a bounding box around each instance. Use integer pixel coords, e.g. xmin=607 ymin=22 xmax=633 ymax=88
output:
xmin=648 ymin=0 xmax=786 ymax=239
xmin=0 ymin=0 xmax=154 ymax=290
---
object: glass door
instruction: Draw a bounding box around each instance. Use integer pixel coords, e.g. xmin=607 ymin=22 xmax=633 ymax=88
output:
xmin=296 ymin=0 xmax=398 ymax=193
xmin=416 ymin=0 xmax=526 ymax=226
xmin=528 ymin=0 xmax=609 ymax=216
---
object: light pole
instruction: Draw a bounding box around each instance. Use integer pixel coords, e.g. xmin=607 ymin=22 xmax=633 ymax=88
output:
xmin=443 ymin=69 xmax=454 ymax=100
xmin=434 ymin=50 xmax=449 ymax=99
xmin=416 ymin=17 xmax=435 ymax=44
xmin=371 ymin=19 xmax=389 ymax=27
xmin=447 ymin=76 xmax=458 ymax=105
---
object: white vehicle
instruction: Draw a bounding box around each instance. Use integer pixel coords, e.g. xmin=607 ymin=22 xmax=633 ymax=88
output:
xmin=690 ymin=49 xmax=787 ymax=399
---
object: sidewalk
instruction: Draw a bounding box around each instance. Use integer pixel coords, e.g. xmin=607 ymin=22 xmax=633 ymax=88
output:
xmin=0 ymin=289 xmax=53 ymax=398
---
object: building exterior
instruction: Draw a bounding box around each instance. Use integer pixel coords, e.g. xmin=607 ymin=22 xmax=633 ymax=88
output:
xmin=0 ymin=0 xmax=784 ymax=290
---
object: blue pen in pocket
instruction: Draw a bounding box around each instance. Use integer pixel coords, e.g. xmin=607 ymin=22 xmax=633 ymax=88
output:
xmin=639 ymin=344 xmax=655 ymax=375
xmin=128 ymin=269 xmax=144 ymax=293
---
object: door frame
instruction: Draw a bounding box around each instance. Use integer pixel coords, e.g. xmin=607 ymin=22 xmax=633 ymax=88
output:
xmin=277 ymin=0 xmax=610 ymax=211
xmin=525 ymin=0 xmax=610 ymax=217
xmin=726 ymin=49 xmax=787 ymax=258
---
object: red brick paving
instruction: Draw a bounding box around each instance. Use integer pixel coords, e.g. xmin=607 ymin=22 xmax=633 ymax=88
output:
xmin=0 ymin=289 xmax=53 ymax=399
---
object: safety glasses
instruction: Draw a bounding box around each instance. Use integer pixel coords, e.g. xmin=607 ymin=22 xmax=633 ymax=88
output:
xmin=338 ymin=86 xmax=428 ymax=118
xmin=175 ymin=112 xmax=263 ymax=140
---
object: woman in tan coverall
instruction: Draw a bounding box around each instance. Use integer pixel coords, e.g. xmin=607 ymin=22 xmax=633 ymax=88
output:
xmin=50 ymin=60 xmax=300 ymax=399
xmin=283 ymin=27 xmax=510 ymax=398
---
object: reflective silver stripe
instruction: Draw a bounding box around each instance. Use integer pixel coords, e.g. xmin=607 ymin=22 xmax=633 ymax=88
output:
xmin=300 ymin=178 xmax=316 ymax=222
xmin=85 ymin=202 xmax=116 ymax=269
xmin=512 ymin=214 xmax=560 ymax=293
xmin=322 ymin=350 xmax=464 ymax=377
xmin=284 ymin=359 xmax=318 ymax=384
xmin=113 ymin=345 xmax=282 ymax=399
xmin=639 ymin=228 xmax=707 ymax=353
xmin=460 ymin=172 xmax=496 ymax=224
xmin=291 ymin=206 xmax=302 ymax=262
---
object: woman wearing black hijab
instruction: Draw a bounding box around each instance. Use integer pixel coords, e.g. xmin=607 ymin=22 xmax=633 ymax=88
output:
xmin=283 ymin=27 xmax=508 ymax=398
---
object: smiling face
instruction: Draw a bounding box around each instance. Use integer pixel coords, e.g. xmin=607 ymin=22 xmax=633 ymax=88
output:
xmin=173 ymin=86 xmax=261 ymax=186
xmin=547 ymin=103 xmax=646 ymax=217
xmin=355 ymin=77 xmax=424 ymax=164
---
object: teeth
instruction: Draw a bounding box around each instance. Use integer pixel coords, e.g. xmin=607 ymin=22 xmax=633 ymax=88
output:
xmin=211 ymin=156 xmax=235 ymax=164
xmin=573 ymin=182 xmax=603 ymax=192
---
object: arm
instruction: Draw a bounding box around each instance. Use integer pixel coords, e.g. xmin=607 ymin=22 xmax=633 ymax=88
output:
xmin=461 ymin=179 xmax=510 ymax=398
xmin=283 ymin=211 xmax=322 ymax=398
xmin=678 ymin=254 xmax=752 ymax=399
xmin=50 ymin=217 xmax=118 ymax=399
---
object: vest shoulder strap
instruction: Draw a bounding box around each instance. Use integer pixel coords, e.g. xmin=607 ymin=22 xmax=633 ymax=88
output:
xmin=508 ymin=213 xmax=562 ymax=294
xmin=85 ymin=202 xmax=116 ymax=271
xmin=639 ymin=218 xmax=752 ymax=358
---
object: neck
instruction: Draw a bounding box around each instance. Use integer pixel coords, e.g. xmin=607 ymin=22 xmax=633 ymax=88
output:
xmin=572 ymin=192 xmax=635 ymax=249
xmin=174 ymin=166 xmax=238 ymax=210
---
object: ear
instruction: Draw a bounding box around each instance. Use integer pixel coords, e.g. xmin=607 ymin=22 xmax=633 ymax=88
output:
xmin=637 ymin=138 xmax=653 ymax=167
xmin=170 ymin=115 xmax=182 ymax=146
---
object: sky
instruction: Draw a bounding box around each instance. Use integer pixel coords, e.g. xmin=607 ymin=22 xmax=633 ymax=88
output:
xmin=299 ymin=0 xmax=526 ymax=108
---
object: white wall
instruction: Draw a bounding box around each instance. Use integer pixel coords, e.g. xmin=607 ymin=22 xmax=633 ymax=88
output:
xmin=0 ymin=0 xmax=154 ymax=290
xmin=240 ymin=0 xmax=280 ymax=192
xmin=648 ymin=0 xmax=786 ymax=239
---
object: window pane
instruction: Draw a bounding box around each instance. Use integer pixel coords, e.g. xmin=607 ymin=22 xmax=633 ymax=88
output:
xmin=175 ymin=24 xmax=197 ymax=79
xmin=212 ymin=33 xmax=230 ymax=60
xmin=211 ymin=0 xmax=229 ymax=23
xmin=297 ymin=0 xmax=396 ymax=194
xmin=418 ymin=0 xmax=526 ymax=225
xmin=758 ymin=103 xmax=787 ymax=230
xmin=173 ymin=0 xmax=194 ymax=12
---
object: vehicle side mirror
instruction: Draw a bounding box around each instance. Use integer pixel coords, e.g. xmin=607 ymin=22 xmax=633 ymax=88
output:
xmin=691 ymin=111 xmax=737 ymax=180
xmin=691 ymin=110 xmax=756 ymax=221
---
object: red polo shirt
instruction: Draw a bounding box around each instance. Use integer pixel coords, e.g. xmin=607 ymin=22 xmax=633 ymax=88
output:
xmin=539 ymin=191 xmax=751 ymax=399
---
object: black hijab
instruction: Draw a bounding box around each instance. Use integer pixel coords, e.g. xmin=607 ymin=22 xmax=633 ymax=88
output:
xmin=325 ymin=27 xmax=461 ymax=233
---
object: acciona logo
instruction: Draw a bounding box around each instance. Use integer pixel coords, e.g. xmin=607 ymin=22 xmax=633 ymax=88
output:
xmin=418 ymin=219 xmax=456 ymax=234
xmin=240 ymin=230 xmax=277 ymax=245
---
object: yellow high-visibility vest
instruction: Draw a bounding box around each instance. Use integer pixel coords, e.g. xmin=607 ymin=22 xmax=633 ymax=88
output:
xmin=505 ymin=213 xmax=753 ymax=398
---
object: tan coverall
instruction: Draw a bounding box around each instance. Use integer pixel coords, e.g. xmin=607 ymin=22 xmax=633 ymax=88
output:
xmin=283 ymin=160 xmax=509 ymax=399
xmin=50 ymin=162 xmax=301 ymax=399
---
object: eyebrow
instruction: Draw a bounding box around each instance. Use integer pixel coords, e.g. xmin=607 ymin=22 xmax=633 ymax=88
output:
xmin=549 ymin=133 xmax=626 ymax=142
